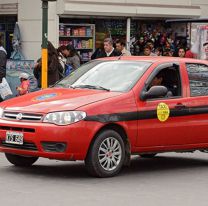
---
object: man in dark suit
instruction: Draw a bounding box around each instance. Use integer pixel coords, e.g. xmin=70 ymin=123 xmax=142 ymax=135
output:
xmin=97 ymin=38 xmax=121 ymax=58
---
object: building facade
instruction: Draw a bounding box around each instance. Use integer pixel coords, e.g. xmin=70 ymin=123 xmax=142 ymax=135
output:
xmin=1 ymin=0 xmax=208 ymax=60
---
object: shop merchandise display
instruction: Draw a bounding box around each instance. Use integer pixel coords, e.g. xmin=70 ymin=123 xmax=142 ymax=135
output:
xmin=59 ymin=24 xmax=95 ymax=62
xmin=59 ymin=19 xmax=191 ymax=61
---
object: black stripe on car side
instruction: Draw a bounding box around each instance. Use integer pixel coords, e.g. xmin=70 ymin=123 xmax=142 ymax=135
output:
xmin=85 ymin=111 xmax=139 ymax=123
xmin=84 ymin=105 xmax=208 ymax=123
xmin=169 ymin=105 xmax=208 ymax=118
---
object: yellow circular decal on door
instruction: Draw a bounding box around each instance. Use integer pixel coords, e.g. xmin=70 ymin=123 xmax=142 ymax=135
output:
xmin=157 ymin=103 xmax=170 ymax=122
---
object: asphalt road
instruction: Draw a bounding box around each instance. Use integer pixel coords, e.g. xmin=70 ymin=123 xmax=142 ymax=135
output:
xmin=0 ymin=151 xmax=208 ymax=206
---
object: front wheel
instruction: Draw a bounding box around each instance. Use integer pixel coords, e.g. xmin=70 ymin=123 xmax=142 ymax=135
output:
xmin=85 ymin=130 xmax=125 ymax=177
xmin=5 ymin=153 xmax=39 ymax=167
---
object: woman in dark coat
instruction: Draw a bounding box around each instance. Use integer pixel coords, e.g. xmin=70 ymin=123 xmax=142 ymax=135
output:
xmin=34 ymin=41 xmax=63 ymax=88
xmin=66 ymin=44 xmax=81 ymax=71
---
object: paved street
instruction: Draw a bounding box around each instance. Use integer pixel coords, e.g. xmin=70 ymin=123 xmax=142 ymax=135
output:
xmin=0 ymin=151 xmax=208 ymax=206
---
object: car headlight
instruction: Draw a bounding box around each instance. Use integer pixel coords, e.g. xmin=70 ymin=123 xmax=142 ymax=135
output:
xmin=0 ymin=107 xmax=4 ymax=118
xmin=43 ymin=111 xmax=87 ymax=125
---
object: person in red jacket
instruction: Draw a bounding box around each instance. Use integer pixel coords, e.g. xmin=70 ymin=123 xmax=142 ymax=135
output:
xmin=16 ymin=72 xmax=30 ymax=96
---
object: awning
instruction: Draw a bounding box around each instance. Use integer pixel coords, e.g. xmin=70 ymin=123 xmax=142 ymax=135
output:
xmin=57 ymin=0 xmax=201 ymax=18
xmin=166 ymin=17 xmax=208 ymax=23
xmin=0 ymin=3 xmax=18 ymax=15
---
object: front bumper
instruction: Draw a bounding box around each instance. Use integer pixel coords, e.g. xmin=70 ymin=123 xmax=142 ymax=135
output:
xmin=0 ymin=118 xmax=98 ymax=160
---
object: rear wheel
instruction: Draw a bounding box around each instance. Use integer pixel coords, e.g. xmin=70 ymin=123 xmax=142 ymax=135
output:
xmin=85 ymin=130 xmax=125 ymax=177
xmin=139 ymin=153 xmax=157 ymax=158
xmin=5 ymin=153 xmax=38 ymax=167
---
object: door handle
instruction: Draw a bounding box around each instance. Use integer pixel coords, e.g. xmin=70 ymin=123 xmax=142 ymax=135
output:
xmin=175 ymin=103 xmax=186 ymax=110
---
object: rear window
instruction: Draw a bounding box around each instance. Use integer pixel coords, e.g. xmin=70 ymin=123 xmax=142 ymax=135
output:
xmin=186 ymin=63 xmax=208 ymax=96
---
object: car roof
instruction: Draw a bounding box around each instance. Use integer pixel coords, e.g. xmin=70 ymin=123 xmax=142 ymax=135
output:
xmin=97 ymin=56 xmax=208 ymax=65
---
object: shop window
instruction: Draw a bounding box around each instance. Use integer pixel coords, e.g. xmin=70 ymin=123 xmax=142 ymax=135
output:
xmin=7 ymin=23 xmax=15 ymax=31
xmin=0 ymin=23 xmax=6 ymax=31
xmin=0 ymin=15 xmax=17 ymax=57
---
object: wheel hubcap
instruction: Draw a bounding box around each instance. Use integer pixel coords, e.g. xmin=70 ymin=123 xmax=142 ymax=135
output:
xmin=98 ymin=137 xmax=122 ymax=171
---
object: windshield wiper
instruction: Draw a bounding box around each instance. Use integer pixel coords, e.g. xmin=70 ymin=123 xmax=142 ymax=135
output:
xmin=72 ymin=84 xmax=110 ymax=91
xmin=55 ymin=84 xmax=74 ymax=89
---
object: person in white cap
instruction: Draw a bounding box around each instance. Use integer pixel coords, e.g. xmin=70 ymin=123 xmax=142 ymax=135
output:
xmin=16 ymin=72 xmax=30 ymax=96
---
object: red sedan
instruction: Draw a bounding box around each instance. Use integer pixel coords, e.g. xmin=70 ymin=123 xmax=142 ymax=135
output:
xmin=0 ymin=56 xmax=208 ymax=177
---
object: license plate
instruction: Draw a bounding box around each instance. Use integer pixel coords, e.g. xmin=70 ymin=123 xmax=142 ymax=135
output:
xmin=5 ymin=131 xmax=24 ymax=145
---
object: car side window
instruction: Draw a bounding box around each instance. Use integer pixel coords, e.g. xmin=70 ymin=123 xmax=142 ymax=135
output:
xmin=146 ymin=66 xmax=182 ymax=98
xmin=186 ymin=63 xmax=208 ymax=96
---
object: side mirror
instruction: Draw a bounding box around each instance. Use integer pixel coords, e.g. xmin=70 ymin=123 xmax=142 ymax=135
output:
xmin=140 ymin=86 xmax=168 ymax=100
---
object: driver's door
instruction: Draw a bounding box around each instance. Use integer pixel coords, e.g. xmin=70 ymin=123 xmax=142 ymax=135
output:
xmin=135 ymin=62 xmax=189 ymax=147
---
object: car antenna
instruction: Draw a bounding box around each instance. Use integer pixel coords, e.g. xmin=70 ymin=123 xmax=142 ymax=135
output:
xmin=117 ymin=53 xmax=124 ymax=60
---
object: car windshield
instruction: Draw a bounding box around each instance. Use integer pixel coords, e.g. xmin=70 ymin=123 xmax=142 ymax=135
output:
xmin=55 ymin=60 xmax=151 ymax=92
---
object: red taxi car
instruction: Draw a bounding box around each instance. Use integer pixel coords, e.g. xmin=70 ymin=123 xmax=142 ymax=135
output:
xmin=0 ymin=56 xmax=208 ymax=177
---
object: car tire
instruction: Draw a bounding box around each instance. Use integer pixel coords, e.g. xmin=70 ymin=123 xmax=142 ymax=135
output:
xmin=139 ymin=153 xmax=157 ymax=158
xmin=85 ymin=130 xmax=125 ymax=178
xmin=5 ymin=153 xmax=38 ymax=167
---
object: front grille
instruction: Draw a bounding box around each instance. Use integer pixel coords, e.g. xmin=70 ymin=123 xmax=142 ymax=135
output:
xmin=1 ymin=140 xmax=38 ymax=151
xmin=0 ymin=126 xmax=35 ymax=133
xmin=3 ymin=111 xmax=42 ymax=122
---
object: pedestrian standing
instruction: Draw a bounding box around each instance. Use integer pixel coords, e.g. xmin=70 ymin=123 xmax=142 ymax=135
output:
xmin=98 ymin=38 xmax=121 ymax=58
xmin=33 ymin=41 xmax=63 ymax=88
xmin=143 ymin=45 xmax=151 ymax=56
xmin=33 ymin=58 xmax=41 ymax=88
xmin=57 ymin=45 xmax=67 ymax=70
xmin=177 ymin=47 xmax=186 ymax=58
xmin=66 ymin=44 xmax=81 ymax=71
xmin=202 ymin=42 xmax=208 ymax=60
xmin=91 ymin=46 xmax=104 ymax=60
xmin=57 ymin=45 xmax=68 ymax=77
xmin=143 ymin=45 xmax=157 ymax=56
xmin=155 ymin=47 xmax=163 ymax=56
xmin=115 ymin=39 xmax=131 ymax=56
xmin=185 ymin=49 xmax=195 ymax=58
xmin=0 ymin=34 xmax=7 ymax=101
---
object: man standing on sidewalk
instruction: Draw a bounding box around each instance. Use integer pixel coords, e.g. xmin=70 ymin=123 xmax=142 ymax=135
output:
xmin=98 ymin=38 xmax=121 ymax=58
xmin=0 ymin=34 xmax=7 ymax=101
xmin=115 ymin=39 xmax=131 ymax=56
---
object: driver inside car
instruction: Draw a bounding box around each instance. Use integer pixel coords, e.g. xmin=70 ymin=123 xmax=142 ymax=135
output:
xmin=149 ymin=71 xmax=173 ymax=97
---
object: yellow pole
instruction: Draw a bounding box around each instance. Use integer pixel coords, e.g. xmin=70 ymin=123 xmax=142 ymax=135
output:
xmin=41 ymin=0 xmax=48 ymax=89
xmin=41 ymin=48 xmax=48 ymax=89
xmin=42 ymin=0 xmax=56 ymax=88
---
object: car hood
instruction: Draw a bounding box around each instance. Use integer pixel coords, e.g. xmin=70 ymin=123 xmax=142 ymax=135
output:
xmin=1 ymin=88 xmax=122 ymax=113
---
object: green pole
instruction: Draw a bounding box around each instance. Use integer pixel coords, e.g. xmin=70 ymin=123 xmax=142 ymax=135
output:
xmin=41 ymin=0 xmax=48 ymax=89
xmin=42 ymin=0 xmax=48 ymax=48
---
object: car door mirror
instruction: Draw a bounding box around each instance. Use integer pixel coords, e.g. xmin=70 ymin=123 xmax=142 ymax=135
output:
xmin=140 ymin=86 xmax=168 ymax=100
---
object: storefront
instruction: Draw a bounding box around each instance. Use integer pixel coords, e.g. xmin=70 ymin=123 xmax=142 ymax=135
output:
xmin=0 ymin=1 xmax=18 ymax=58
xmin=0 ymin=15 xmax=17 ymax=58
xmin=15 ymin=0 xmax=208 ymax=61
xmin=55 ymin=0 xmax=204 ymax=61
xmin=59 ymin=16 xmax=191 ymax=60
